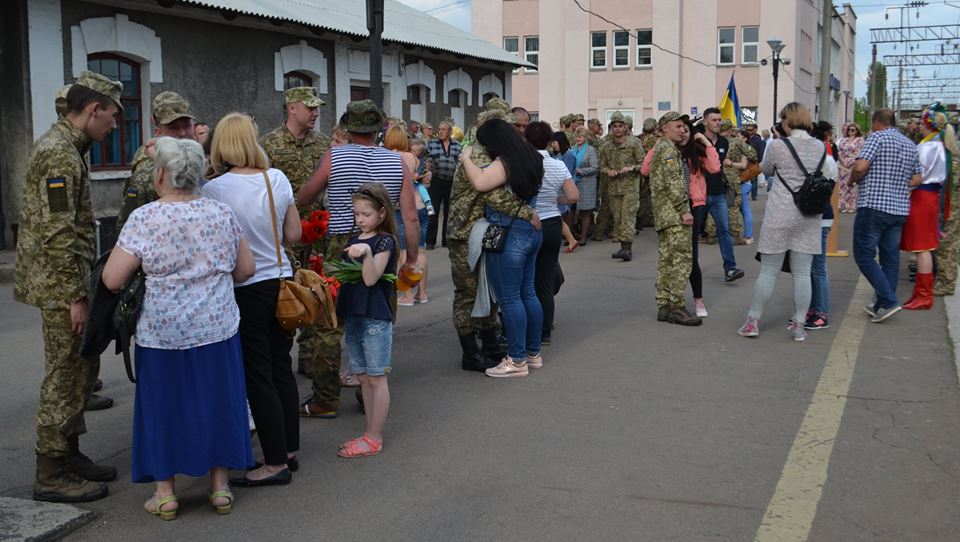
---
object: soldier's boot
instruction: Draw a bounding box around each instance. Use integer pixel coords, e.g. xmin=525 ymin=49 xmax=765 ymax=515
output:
xmin=478 ymin=327 xmax=507 ymax=366
xmin=667 ymin=306 xmax=702 ymax=326
xmin=34 ymin=454 xmax=108 ymax=503
xmin=612 ymin=242 xmax=632 ymax=261
xmin=85 ymin=394 xmax=113 ymax=411
xmin=460 ymin=334 xmax=496 ymax=372
xmin=65 ymin=437 xmax=117 ymax=482
xmin=933 ymin=277 xmax=954 ymax=296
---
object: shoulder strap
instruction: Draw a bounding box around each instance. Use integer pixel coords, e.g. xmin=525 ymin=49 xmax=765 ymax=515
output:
xmin=262 ymin=171 xmax=284 ymax=279
xmin=780 ymin=137 xmax=809 ymax=176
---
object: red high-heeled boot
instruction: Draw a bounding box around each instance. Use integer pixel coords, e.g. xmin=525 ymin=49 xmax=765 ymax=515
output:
xmin=903 ymin=273 xmax=934 ymax=310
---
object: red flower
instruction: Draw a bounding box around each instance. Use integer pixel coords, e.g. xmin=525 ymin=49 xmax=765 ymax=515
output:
xmin=324 ymin=276 xmax=341 ymax=300
xmin=300 ymin=210 xmax=330 ymax=244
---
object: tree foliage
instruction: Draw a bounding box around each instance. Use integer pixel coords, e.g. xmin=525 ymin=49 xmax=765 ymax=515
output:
xmin=867 ymin=62 xmax=887 ymax=111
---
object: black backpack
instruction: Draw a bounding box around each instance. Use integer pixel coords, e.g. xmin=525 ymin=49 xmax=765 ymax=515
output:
xmin=775 ymin=138 xmax=835 ymax=216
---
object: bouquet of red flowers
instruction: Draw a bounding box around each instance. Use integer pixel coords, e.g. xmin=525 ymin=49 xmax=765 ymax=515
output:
xmin=300 ymin=210 xmax=330 ymax=245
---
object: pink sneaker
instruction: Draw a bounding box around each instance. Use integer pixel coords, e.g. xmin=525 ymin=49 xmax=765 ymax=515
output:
xmin=485 ymin=357 xmax=529 ymax=378
xmin=737 ymin=317 xmax=760 ymax=338
xmin=694 ymin=299 xmax=708 ymax=318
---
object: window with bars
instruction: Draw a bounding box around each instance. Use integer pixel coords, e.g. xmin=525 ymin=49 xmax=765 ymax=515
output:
xmin=591 ymin=31 xmax=607 ymax=69
xmin=718 ymin=27 xmax=736 ymax=65
xmin=637 ymin=29 xmax=652 ymax=67
xmin=448 ymin=89 xmax=463 ymax=108
xmin=524 ymin=36 xmax=539 ymax=72
xmin=87 ymin=54 xmax=141 ymax=169
xmin=742 ymin=26 xmax=759 ymax=64
xmin=613 ymin=30 xmax=630 ymax=68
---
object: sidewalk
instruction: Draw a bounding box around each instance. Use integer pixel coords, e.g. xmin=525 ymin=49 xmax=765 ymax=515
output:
xmin=0 ymin=249 xmax=14 ymax=283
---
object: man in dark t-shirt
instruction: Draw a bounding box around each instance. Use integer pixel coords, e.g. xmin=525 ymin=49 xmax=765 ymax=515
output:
xmin=700 ymin=108 xmax=744 ymax=282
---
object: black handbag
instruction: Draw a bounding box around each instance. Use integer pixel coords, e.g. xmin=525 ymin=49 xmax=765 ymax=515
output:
xmin=82 ymin=250 xmax=145 ymax=383
xmin=482 ymin=202 xmax=523 ymax=253
xmin=113 ymin=267 xmax=146 ymax=383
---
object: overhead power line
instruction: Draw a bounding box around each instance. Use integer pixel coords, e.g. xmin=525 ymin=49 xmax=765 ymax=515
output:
xmin=884 ymin=52 xmax=960 ymax=65
xmin=870 ymin=24 xmax=960 ymax=42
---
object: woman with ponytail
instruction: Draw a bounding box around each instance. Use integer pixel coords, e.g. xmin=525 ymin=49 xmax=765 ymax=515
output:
xmin=901 ymin=102 xmax=954 ymax=310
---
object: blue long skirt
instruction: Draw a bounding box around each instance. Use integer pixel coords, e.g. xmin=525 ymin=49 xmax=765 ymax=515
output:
xmin=131 ymin=334 xmax=254 ymax=483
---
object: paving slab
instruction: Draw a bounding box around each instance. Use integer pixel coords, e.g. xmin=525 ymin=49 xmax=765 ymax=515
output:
xmin=0 ymin=497 xmax=92 ymax=542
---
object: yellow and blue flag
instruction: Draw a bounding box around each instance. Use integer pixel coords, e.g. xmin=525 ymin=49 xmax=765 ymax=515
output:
xmin=718 ymin=74 xmax=741 ymax=128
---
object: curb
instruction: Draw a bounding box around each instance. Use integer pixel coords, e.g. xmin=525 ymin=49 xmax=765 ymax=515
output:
xmin=946 ymin=292 xmax=960 ymax=388
xmin=0 ymin=497 xmax=94 ymax=542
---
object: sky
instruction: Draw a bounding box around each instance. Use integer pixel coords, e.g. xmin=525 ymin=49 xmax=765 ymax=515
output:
xmin=398 ymin=0 xmax=960 ymax=106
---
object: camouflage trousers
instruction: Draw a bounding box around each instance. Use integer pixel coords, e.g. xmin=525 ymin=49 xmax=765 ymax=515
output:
xmin=307 ymin=233 xmax=352 ymax=411
xmin=449 ymin=239 xmax=499 ymax=335
xmin=637 ymin=178 xmax=655 ymax=228
xmin=37 ymin=309 xmax=99 ymax=457
xmin=935 ymin=210 xmax=960 ymax=294
xmin=656 ymin=225 xmax=693 ymax=308
xmin=705 ymin=184 xmax=743 ymax=239
xmin=609 ymin=184 xmax=639 ymax=242
xmin=594 ymin=177 xmax=612 ymax=239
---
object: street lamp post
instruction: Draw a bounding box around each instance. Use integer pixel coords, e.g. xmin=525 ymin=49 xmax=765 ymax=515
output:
xmin=764 ymin=38 xmax=789 ymax=125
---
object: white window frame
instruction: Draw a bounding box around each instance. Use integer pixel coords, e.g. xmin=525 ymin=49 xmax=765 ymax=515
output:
xmin=741 ymin=26 xmax=759 ymax=65
xmin=718 ymin=27 xmax=736 ymax=66
xmin=524 ymin=35 xmax=539 ymax=73
xmin=636 ymin=28 xmax=652 ymax=68
xmin=504 ymin=36 xmax=520 ymax=74
xmin=613 ymin=30 xmax=630 ymax=68
xmin=591 ymin=31 xmax=607 ymax=69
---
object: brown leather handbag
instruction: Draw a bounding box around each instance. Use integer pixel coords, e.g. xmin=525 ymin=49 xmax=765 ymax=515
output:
xmin=263 ymin=172 xmax=327 ymax=331
xmin=739 ymin=161 xmax=761 ymax=182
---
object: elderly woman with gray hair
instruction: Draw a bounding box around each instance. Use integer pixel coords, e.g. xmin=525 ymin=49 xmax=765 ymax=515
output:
xmin=103 ymin=137 xmax=256 ymax=520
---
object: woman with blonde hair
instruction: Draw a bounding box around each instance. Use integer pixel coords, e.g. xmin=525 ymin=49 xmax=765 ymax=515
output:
xmin=570 ymin=126 xmax=599 ymax=247
xmin=202 ymin=112 xmax=303 ymax=487
xmin=383 ymin=126 xmax=430 ymax=305
xmin=837 ymin=123 xmax=864 ymax=212
xmin=103 ymin=137 xmax=256 ymax=519
xmin=901 ymin=102 xmax=955 ymax=310
xmin=737 ymin=102 xmax=838 ymax=342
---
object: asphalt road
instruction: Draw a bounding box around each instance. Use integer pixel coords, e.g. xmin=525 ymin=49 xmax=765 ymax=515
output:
xmin=1 ymin=199 xmax=958 ymax=542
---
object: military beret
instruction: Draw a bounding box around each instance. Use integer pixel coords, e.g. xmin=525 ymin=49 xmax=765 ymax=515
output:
xmin=153 ymin=91 xmax=195 ymax=125
xmin=284 ymin=86 xmax=324 ymax=108
xmin=658 ymin=111 xmax=688 ymax=127
xmin=343 ymin=99 xmax=383 ymax=133
xmin=642 ymin=118 xmax=657 ymax=133
xmin=75 ymin=70 xmax=123 ymax=111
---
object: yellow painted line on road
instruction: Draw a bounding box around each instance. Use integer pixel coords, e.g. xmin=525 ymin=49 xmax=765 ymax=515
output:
xmin=754 ymin=276 xmax=874 ymax=542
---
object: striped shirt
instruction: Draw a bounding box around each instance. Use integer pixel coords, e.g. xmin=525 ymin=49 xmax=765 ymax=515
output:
xmin=327 ymin=144 xmax=404 ymax=234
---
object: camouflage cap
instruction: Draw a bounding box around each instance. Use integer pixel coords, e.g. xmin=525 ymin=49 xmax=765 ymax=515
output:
xmin=484 ymin=97 xmax=511 ymax=114
xmin=609 ymin=112 xmax=627 ymax=125
xmin=152 ymin=91 xmax=195 ymax=125
xmin=75 ymin=70 xmax=123 ymax=111
xmin=573 ymin=113 xmax=585 ymax=122
xmin=344 ymin=99 xmax=384 ymax=133
xmin=284 ymin=86 xmax=324 ymax=108
xmin=642 ymin=117 xmax=657 ymax=133
xmin=560 ymin=114 xmax=572 ymax=126
xmin=658 ymin=111 xmax=688 ymax=127
xmin=587 ymin=117 xmax=601 ymax=126
xmin=55 ymin=84 xmax=72 ymax=117
xmin=719 ymin=119 xmax=734 ymax=131
xmin=624 ymin=115 xmax=634 ymax=128
xmin=477 ymin=109 xmax=508 ymax=127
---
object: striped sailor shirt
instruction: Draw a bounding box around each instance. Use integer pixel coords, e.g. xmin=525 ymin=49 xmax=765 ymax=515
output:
xmin=327 ymin=144 xmax=404 ymax=235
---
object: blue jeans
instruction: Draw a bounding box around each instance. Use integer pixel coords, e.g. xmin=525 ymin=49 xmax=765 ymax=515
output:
xmin=810 ymin=227 xmax=830 ymax=315
xmin=740 ymin=182 xmax=754 ymax=239
xmin=704 ymin=193 xmax=737 ymax=272
xmin=485 ymin=207 xmax=543 ymax=360
xmin=344 ymin=317 xmax=393 ymax=376
xmin=853 ymin=208 xmax=907 ymax=310
xmin=751 ymin=177 xmax=759 ymax=200
xmin=395 ymin=208 xmax=428 ymax=250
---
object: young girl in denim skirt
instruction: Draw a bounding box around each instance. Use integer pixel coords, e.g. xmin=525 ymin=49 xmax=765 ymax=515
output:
xmin=336 ymin=183 xmax=398 ymax=458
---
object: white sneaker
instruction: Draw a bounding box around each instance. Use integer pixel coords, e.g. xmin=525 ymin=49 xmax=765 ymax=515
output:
xmin=526 ymin=353 xmax=543 ymax=369
xmin=694 ymin=299 xmax=709 ymax=318
xmin=485 ymin=356 xmax=529 ymax=378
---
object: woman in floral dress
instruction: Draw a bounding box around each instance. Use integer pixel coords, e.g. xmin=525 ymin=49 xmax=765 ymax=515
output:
xmin=837 ymin=124 xmax=864 ymax=212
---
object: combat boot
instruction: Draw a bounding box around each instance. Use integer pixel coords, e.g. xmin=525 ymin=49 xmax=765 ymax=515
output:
xmin=460 ymin=333 xmax=496 ymax=372
xmin=611 ymin=242 xmax=627 ymax=260
xmin=620 ymin=242 xmax=633 ymax=262
xmin=667 ymin=307 xmax=702 ymax=326
xmin=34 ymin=454 xmax=108 ymax=503
xmin=65 ymin=437 xmax=117 ymax=482
xmin=478 ymin=327 xmax=507 ymax=365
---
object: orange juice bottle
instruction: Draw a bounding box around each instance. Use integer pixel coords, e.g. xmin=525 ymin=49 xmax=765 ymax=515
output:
xmin=396 ymin=263 xmax=424 ymax=291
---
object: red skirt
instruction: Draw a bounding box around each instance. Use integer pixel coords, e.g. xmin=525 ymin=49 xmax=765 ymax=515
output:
xmin=900 ymin=188 xmax=941 ymax=251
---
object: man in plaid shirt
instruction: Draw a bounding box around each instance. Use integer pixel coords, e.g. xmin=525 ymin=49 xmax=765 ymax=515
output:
xmin=425 ymin=121 xmax=461 ymax=248
xmin=849 ymin=109 xmax=922 ymax=323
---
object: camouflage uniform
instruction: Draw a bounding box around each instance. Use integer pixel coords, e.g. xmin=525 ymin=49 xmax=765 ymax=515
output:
xmin=705 ymin=126 xmax=755 ymax=241
xmin=117 ymin=91 xmax=196 ymax=230
xmin=260 ymin=87 xmax=331 ymax=378
xmin=593 ymin=132 xmax=617 ymax=239
xmin=649 ymin=130 xmax=692 ymax=309
xmin=14 ymin=73 xmax=123 ymax=460
xmin=638 ymin=121 xmax=659 ymax=228
xmin=586 ymin=118 xmax=603 ymax=149
xmin=934 ymin=154 xmax=960 ymax=295
xmin=598 ymin=115 xmax=646 ymax=246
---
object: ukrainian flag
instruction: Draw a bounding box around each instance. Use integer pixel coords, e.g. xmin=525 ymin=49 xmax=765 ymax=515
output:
xmin=718 ymin=74 xmax=742 ymax=128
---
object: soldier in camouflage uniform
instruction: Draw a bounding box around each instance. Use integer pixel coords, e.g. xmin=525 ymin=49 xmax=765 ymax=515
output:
xmin=260 ymin=87 xmax=331 ymax=378
xmin=116 ymin=91 xmax=196 ymax=231
xmin=593 ymin=122 xmax=618 ymax=241
xmin=449 ymin=99 xmax=536 ymax=370
xmin=586 ymin=118 xmax=603 ymax=149
xmin=599 ymin=112 xmax=646 ymax=261
xmin=294 ymin=100 xmax=419 ymax=416
xmin=649 ymin=112 xmax=701 ymax=326
xmin=935 ymin=154 xmax=960 ymax=295
xmin=15 ymin=71 xmax=123 ymax=503
xmin=637 ymin=117 xmax=659 ymax=229
xmin=704 ymin=120 xmax=754 ymax=243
